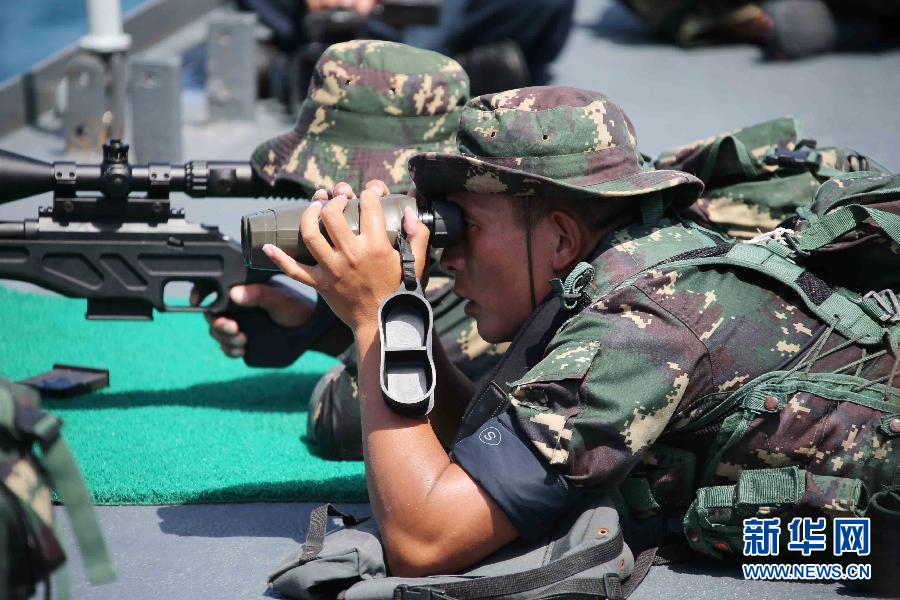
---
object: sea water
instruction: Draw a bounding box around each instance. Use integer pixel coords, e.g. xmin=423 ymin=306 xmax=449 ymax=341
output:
xmin=0 ymin=0 xmax=147 ymax=83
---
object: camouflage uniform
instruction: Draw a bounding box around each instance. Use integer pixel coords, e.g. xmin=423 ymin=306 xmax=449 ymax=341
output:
xmin=246 ymin=41 xmax=507 ymax=459
xmin=410 ymin=87 xmax=900 ymax=556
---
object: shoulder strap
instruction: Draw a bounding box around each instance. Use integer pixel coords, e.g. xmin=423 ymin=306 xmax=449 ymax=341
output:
xmin=640 ymin=241 xmax=888 ymax=346
xmin=798 ymin=203 xmax=900 ymax=251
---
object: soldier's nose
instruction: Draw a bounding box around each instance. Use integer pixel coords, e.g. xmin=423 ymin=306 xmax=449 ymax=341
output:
xmin=439 ymin=244 xmax=463 ymax=274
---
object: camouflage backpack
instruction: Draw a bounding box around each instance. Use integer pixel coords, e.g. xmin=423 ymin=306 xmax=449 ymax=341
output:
xmin=638 ymin=171 xmax=900 ymax=591
xmin=655 ymin=116 xmax=890 ymax=239
xmin=0 ymin=377 xmax=114 ymax=599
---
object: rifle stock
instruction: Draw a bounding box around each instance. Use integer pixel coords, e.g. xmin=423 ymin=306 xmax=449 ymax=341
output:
xmin=0 ymin=216 xmax=268 ymax=319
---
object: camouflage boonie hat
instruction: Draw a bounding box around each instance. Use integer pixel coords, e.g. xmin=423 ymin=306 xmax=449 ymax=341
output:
xmin=251 ymin=40 xmax=469 ymax=194
xmin=409 ymin=86 xmax=703 ymax=208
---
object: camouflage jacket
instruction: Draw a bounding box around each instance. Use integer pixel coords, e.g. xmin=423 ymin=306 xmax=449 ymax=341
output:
xmin=498 ymin=219 xmax=900 ymax=525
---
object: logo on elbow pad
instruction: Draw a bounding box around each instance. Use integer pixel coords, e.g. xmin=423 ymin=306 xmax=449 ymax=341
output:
xmin=479 ymin=426 xmax=502 ymax=446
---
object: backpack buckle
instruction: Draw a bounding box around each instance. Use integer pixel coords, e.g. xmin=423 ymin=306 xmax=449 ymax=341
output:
xmin=603 ymin=573 xmax=624 ymax=599
xmin=764 ymin=139 xmax=821 ymax=170
xmin=862 ymin=290 xmax=900 ymax=323
xmin=746 ymin=227 xmax=810 ymax=257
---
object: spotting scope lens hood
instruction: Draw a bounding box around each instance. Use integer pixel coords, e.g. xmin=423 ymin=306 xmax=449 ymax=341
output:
xmin=241 ymin=194 xmax=464 ymax=271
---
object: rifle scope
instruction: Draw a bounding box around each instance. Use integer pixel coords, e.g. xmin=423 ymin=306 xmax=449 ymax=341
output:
xmin=0 ymin=140 xmax=289 ymax=203
xmin=241 ymin=195 xmax=464 ymax=271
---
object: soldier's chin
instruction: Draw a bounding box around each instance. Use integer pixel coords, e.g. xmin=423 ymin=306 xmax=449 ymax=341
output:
xmin=471 ymin=312 xmax=514 ymax=345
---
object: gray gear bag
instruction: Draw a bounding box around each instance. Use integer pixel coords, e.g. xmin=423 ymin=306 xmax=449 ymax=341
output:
xmin=268 ymin=494 xmax=636 ymax=600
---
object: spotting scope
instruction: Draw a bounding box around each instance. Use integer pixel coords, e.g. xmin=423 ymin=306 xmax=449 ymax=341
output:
xmin=241 ymin=195 xmax=465 ymax=270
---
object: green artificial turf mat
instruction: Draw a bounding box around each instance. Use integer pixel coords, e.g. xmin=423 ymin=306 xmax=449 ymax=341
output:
xmin=0 ymin=286 xmax=367 ymax=505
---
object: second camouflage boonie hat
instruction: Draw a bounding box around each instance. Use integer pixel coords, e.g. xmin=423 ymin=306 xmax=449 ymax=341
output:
xmin=409 ymin=86 xmax=703 ymax=208
xmin=252 ymin=40 xmax=469 ymax=194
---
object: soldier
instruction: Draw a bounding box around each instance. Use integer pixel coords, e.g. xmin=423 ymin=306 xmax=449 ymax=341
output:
xmin=263 ymin=85 xmax=899 ymax=576
xmin=618 ymin=0 xmax=900 ymax=59
xmin=241 ymin=0 xmax=575 ymax=95
xmin=197 ymin=40 xmax=507 ymax=459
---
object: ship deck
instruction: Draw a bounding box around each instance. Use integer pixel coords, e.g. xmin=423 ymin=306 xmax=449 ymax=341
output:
xmin=2 ymin=0 xmax=897 ymax=597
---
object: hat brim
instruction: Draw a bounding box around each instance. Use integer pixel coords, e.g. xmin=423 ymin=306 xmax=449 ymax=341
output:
xmin=251 ymin=129 xmax=457 ymax=195
xmin=409 ymin=152 xmax=704 ymax=209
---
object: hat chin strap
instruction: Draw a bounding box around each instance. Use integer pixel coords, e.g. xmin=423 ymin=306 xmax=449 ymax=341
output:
xmin=640 ymin=194 xmax=665 ymax=225
xmin=524 ymin=195 xmax=537 ymax=311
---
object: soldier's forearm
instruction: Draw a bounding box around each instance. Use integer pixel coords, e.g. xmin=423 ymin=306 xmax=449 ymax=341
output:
xmin=353 ymin=325 xmax=518 ymax=576
xmin=352 ymin=326 xmax=452 ymax=569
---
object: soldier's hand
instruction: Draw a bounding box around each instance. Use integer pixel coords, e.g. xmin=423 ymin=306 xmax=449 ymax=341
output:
xmin=262 ymin=179 xmax=429 ymax=336
xmin=306 ymin=0 xmax=376 ymax=17
xmin=191 ymin=283 xmax=316 ymax=358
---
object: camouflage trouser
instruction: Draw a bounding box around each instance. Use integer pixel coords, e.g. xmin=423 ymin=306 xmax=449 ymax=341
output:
xmin=618 ymin=0 xmax=764 ymax=45
xmin=620 ymin=0 xmax=900 ymax=46
xmin=306 ymin=279 xmax=508 ymax=460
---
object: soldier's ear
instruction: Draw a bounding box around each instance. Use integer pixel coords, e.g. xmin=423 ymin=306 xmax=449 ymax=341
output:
xmin=545 ymin=210 xmax=585 ymax=274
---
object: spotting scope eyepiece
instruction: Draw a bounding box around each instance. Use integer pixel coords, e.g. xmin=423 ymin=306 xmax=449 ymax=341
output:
xmin=241 ymin=194 xmax=464 ymax=270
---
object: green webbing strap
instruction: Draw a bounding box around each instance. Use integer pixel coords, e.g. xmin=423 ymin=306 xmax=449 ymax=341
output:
xmin=735 ymin=467 xmax=805 ymax=508
xmin=695 ymin=485 xmax=734 ymax=510
xmin=40 ymin=437 xmax=115 ymax=585
xmin=799 ymin=204 xmax=900 ymax=251
xmin=639 ymin=195 xmax=664 ymax=225
xmin=727 ymin=243 xmax=804 ymax=280
xmin=818 ymin=294 xmax=885 ymax=344
xmin=721 ymin=243 xmax=885 ymax=345
xmin=859 ymin=293 xmax=899 ymax=324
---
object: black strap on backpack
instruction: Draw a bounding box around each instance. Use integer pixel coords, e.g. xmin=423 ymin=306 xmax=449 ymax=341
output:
xmin=393 ymin=541 xmax=692 ymax=600
xmin=394 ymin=531 xmax=625 ymax=600
xmin=294 ymin=503 xmax=365 ymax=565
